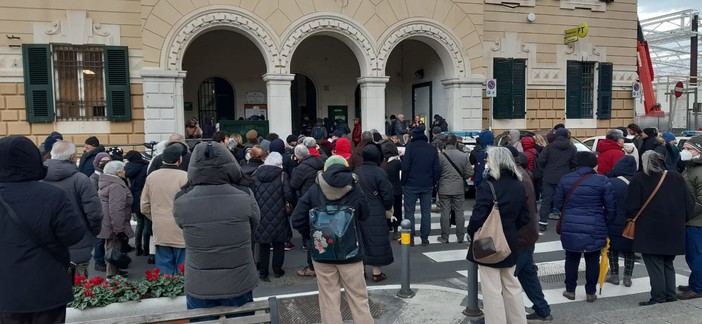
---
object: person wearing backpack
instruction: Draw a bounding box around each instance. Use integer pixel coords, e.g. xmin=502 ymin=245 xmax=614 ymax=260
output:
xmin=291 ymin=156 xmax=372 ymax=324
xmin=605 ymin=156 xmax=637 ymax=288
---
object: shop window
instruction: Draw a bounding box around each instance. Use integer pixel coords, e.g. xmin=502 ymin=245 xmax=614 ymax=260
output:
xmin=566 ymin=61 xmax=612 ymax=119
xmin=22 ymin=44 xmax=131 ymax=122
xmin=493 ymin=58 xmax=526 ymax=119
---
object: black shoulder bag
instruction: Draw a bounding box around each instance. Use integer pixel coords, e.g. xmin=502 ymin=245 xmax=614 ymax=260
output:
xmin=0 ymin=193 xmax=75 ymax=284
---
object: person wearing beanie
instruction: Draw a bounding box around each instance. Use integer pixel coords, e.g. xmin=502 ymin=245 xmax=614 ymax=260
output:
xmin=333 ymin=137 xmax=353 ymax=165
xmin=269 ymin=138 xmax=294 ymax=177
xmin=555 ymin=151 xmax=616 ymax=303
xmin=537 ymin=127 xmax=577 ymax=231
xmin=260 ymin=139 xmax=271 ymax=153
xmin=123 ymin=150 xmax=152 ymax=259
xmin=681 ymin=135 xmax=702 ymax=299
xmin=640 ymin=128 xmax=666 ymax=165
xmin=660 ymin=131 xmax=683 ymax=171
xmin=402 ymin=122 xmax=441 ymax=246
xmin=351 ymin=131 xmax=373 ymax=170
xmin=324 ymin=155 xmax=349 ymax=170
xmin=290 ymin=160 xmax=372 ymax=324
xmin=147 ymin=134 xmax=192 ymax=175
xmin=78 ymin=136 xmax=105 ymax=177
xmin=597 ymin=129 xmax=625 ymax=175
xmin=42 ymin=131 xmax=63 ymax=160
xmin=286 ymin=134 xmax=298 ymax=148
xmin=331 ymin=130 xmax=344 ymax=142
xmin=430 ymin=126 xmax=446 ymax=150
xmin=303 ymin=137 xmax=323 ymax=159
xmin=173 ymin=142 xmax=260 ymax=316
xmin=471 ymin=130 xmax=495 ymax=189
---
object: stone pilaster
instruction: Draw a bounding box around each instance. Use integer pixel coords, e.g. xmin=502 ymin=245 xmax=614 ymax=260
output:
xmin=141 ymin=69 xmax=186 ymax=142
xmin=264 ymin=73 xmax=295 ymax=137
xmin=357 ymin=76 xmax=390 ymax=133
xmin=442 ymin=77 xmax=485 ymax=131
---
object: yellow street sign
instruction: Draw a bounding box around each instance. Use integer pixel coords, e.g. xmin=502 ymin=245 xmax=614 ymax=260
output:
xmin=565 ymin=28 xmax=578 ymax=38
xmin=578 ymin=23 xmax=589 ymax=38
xmin=564 ymin=23 xmax=589 ymax=44
xmin=565 ymin=36 xmax=579 ymax=44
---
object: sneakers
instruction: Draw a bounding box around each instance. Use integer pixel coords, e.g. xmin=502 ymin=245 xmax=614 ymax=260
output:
xmin=548 ymin=213 xmax=560 ymax=220
xmin=586 ymin=294 xmax=597 ymax=302
xmin=526 ymin=313 xmax=553 ymax=322
xmin=457 ymin=235 xmax=465 ymax=243
xmin=296 ymin=266 xmax=315 ymax=277
xmin=273 ymin=270 xmax=285 ymax=278
xmin=284 ymin=242 xmax=296 ymax=251
xmin=605 ymin=273 xmax=620 ymax=285
xmin=94 ymin=263 xmax=107 ymax=272
xmin=623 ymin=275 xmax=632 ymax=287
xmin=639 ymin=299 xmax=658 ymax=306
xmin=436 ymin=236 xmax=449 ymax=244
xmin=562 ymin=290 xmax=575 ymax=300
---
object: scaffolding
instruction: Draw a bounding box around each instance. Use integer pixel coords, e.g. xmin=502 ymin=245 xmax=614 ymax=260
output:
xmin=641 ymin=10 xmax=700 ymax=83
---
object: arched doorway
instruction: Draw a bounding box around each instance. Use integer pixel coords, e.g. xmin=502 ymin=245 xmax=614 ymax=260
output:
xmin=290 ymin=74 xmax=317 ymax=135
xmin=197 ymin=77 xmax=235 ymax=124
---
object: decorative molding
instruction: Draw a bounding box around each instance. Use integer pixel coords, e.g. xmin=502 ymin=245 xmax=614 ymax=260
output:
xmin=489 ymin=41 xmax=501 ymax=52
xmin=162 ymin=8 xmax=278 ymax=72
xmin=377 ymin=19 xmax=468 ymax=78
xmin=485 ymin=0 xmax=535 ymax=7
xmin=560 ymin=0 xmax=606 ymax=12
xmin=280 ymin=14 xmax=376 ymax=76
xmin=33 ymin=10 xmax=120 ymax=45
xmin=613 ymin=70 xmax=638 ymax=87
xmin=0 ymin=47 xmax=23 ymax=83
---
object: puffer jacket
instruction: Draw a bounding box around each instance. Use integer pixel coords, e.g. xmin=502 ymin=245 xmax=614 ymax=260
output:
xmin=521 ymin=136 xmax=538 ymax=171
xmin=253 ymin=165 xmax=295 ymax=243
xmin=97 ymin=174 xmax=135 ymax=240
xmin=174 ymin=142 xmax=260 ymax=299
xmin=596 ymin=139 xmax=624 ymax=175
xmin=683 ymin=157 xmax=702 ymax=227
xmin=355 ymin=144 xmax=395 ymax=266
xmin=538 ymin=136 xmax=577 ymax=185
xmin=42 ymin=159 xmax=102 ymax=263
xmin=606 ymin=156 xmax=637 ymax=252
xmin=438 ymin=145 xmax=473 ymax=195
xmin=290 ymin=155 xmax=324 ymax=197
xmin=78 ymin=146 xmax=105 ymax=177
xmin=554 ymin=167 xmax=616 ymax=252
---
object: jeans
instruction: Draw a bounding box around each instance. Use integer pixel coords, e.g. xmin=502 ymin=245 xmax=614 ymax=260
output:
xmin=93 ymin=239 xmax=105 ymax=266
xmin=539 ymin=183 xmax=557 ymax=225
xmin=186 ymin=291 xmax=254 ymax=322
xmin=564 ymin=250 xmax=600 ymax=295
xmin=134 ymin=212 xmax=152 ymax=252
xmin=642 ymin=254 xmax=677 ymax=303
xmin=686 ymin=226 xmax=702 ymax=293
xmin=155 ymin=245 xmax=186 ymax=276
xmin=259 ymin=242 xmax=285 ymax=277
xmin=403 ymin=186 xmax=433 ymax=239
xmin=516 ymin=247 xmax=551 ymax=318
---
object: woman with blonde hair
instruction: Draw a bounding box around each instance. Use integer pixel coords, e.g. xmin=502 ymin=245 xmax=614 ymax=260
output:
xmin=467 ymin=146 xmax=530 ymax=324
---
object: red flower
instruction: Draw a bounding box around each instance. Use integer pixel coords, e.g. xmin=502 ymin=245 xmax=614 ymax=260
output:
xmin=114 ymin=281 xmax=121 ymax=286
xmin=74 ymin=275 xmax=86 ymax=285
xmin=153 ymin=268 xmax=160 ymax=275
xmin=178 ymin=264 xmax=185 ymax=274
xmin=83 ymin=290 xmax=95 ymax=297
xmin=83 ymin=282 xmax=92 ymax=289
xmin=145 ymin=270 xmax=155 ymax=281
xmin=327 ymin=239 xmax=334 ymax=244
xmin=103 ymin=282 xmax=109 ymax=288
xmin=90 ymin=277 xmax=104 ymax=286
xmin=164 ymin=274 xmax=171 ymax=279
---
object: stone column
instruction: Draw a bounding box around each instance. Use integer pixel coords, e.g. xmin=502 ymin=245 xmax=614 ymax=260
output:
xmin=357 ymin=76 xmax=390 ymax=133
xmin=264 ymin=73 xmax=295 ymax=137
xmin=141 ymin=69 xmax=187 ymax=142
xmin=442 ymin=77 xmax=485 ymax=131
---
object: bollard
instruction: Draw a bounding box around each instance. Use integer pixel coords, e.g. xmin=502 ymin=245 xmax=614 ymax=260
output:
xmin=463 ymin=239 xmax=483 ymax=317
xmin=396 ymin=219 xmax=415 ymax=298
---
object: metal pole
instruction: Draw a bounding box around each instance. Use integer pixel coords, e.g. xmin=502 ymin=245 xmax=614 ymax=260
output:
xmin=463 ymin=243 xmax=483 ymax=317
xmin=488 ymin=97 xmax=494 ymax=131
xmin=691 ymin=14 xmax=698 ymax=87
xmin=397 ymin=219 xmax=415 ymax=298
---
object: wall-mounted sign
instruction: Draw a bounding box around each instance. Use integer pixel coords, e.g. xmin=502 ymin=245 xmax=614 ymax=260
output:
xmin=632 ymin=82 xmax=642 ymax=98
xmin=564 ymin=23 xmax=589 ymax=44
xmin=246 ymin=91 xmax=266 ymax=104
xmin=486 ymin=79 xmax=497 ymax=97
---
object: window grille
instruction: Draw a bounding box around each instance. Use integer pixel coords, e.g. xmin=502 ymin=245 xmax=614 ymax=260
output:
xmin=53 ymin=45 xmax=106 ymax=121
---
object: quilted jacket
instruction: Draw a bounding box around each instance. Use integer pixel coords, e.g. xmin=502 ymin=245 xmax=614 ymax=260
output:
xmin=290 ymin=155 xmax=324 ymax=197
xmin=252 ymin=165 xmax=296 ymax=243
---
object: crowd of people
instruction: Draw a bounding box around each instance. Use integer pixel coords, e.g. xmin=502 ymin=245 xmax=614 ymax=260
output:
xmin=2 ymin=116 xmax=702 ymax=323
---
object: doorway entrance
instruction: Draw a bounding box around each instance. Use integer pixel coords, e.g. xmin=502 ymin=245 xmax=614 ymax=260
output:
xmin=412 ymin=82 xmax=432 ymax=136
xmin=197 ymin=77 xmax=235 ymax=123
xmin=291 ymin=74 xmax=317 ymax=135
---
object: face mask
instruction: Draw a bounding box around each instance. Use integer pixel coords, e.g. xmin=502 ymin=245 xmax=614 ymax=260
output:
xmin=681 ymin=150 xmax=693 ymax=161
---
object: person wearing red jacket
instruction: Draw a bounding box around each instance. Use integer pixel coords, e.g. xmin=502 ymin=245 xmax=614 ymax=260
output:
xmin=597 ymin=129 xmax=625 ymax=175
xmin=352 ymin=118 xmax=362 ymax=146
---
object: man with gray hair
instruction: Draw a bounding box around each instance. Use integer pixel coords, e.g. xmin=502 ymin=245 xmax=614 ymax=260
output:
xmin=147 ymin=134 xmax=192 ymax=175
xmin=290 ymin=144 xmax=324 ymax=277
xmin=597 ymin=128 xmax=625 ymax=175
xmin=393 ymin=114 xmax=408 ymax=145
xmin=351 ymin=131 xmax=374 ymax=170
xmin=42 ymin=140 xmax=103 ymax=276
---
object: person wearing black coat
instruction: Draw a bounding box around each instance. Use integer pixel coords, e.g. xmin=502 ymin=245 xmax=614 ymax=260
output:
xmin=627 ymin=151 xmax=694 ymax=306
xmin=0 ymin=136 xmax=85 ymax=323
xmin=466 ymin=146 xmax=530 ymax=324
xmin=252 ymin=152 xmax=296 ymax=281
xmin=355 ymin=144 xmax=394 ymax=282
xmin=78 ymin=139 xmax=105 ymax=177
xmin=381 ymin=139 xmax=402 ymax=239
xmin=290 ymin=144 xmax=324 ymax=277
xmin=537 ymin=128 xmax=577 ymax=231
xmin=605 ymin=155 xmax=637 ymax=287
xmin=124 ymin=151 xmax=152 ymax=257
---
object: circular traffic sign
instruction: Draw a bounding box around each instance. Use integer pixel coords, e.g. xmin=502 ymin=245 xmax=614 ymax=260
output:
xmin=487 ymin=80 xmax=496 ymax=89
xmin=675 ymin=81 xmax=684 ymax=98
xmin=633 ymin=83 xmax=640 ymax=92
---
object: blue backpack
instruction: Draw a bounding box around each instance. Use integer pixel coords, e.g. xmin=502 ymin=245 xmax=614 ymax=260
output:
xmin=309 ymin=199 xmax=359 ymax=261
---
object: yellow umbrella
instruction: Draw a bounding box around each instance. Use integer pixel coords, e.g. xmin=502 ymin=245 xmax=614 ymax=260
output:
xmin=598 ymin=238 xmax=611 ymax=295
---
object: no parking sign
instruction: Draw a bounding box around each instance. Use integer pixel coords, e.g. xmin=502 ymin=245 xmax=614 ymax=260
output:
xmin=486 ymin=79 xmax=497 ymax=97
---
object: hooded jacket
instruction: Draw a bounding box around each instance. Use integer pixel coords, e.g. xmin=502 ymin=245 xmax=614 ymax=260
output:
xmin=0 ymin=136 xmax=84 ymax=313
xmin=521 ymin=136 xmax=538 ymax=172
xmin=291 ymin=165 xmax=370 ymax=264
xmin=538 ymin=136 xmax=577 ymax=185
xmin=401 ymin=133 xmax=441 ymax=187
xmin=174 ymin=142 xmax=260 ymax=299
xmin=253 ymin=165 xmax=296 ymax=244
xmin=438 ymin=144 xmax=473 ymax=195
xmin=606 ymin=156 xmax=637 ymax=252
xmin=290 ymin=155 xmax=324 ymax=197
xmin=683 ymin=157 xmax=702 ymax=227
xmin=334 ymin=138 xmax=353 ymax=161
xmin=355 ymin=144 xmax=395 ymax=266
xmin=42 ymin=159 xmax=102 ymax=264
xmin=78 ymin=145 xmax=105 ymax=177
xmin=141 ymin=166 xmax=188 ymax=248
xmin=97 ymin=174 xmax=135 ymax=240
xmin=596 ymin=138 xmax=625 ymax=175
xmin=508 ymin=129 xmax=524 ymax=152
xmin=472 ymin=131 xmax=494 ymax=188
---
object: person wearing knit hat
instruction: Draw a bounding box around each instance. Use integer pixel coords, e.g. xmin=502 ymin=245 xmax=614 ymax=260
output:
xmin=42 ymin=131 xmax=63 ymax=159
xmin=660 ymin=131 xmax=682 ymax=171
xmin=411 ymin=124 xmax=426 ymax=140
xmin=161 ymin=145 xmax=183 ymax=165
xmin=662 ymin=131 xmax=676 ymax=144
xmin=260 ymin=139 xmax=271 ymax=153
xmin=286 ymin=134 xmax=298 ymax=147
xmin=681 ymin=135 xmax=702 ymax=299
xmin=640 ymin=128 xmax=666 ymax=163
xmin=303 ymin=137 xmax=323 ymax=158
xmin=324 ymin=155 xmax=349 ymax=171
xmin=78 ymin=136 xmax=105 ymax=177
xmin=555 ymin=127 xmax=569 ymax=139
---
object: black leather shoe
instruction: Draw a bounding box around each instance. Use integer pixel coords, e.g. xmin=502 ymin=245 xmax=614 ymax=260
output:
xmin=639 ymin=299 xmax=658 ymax=306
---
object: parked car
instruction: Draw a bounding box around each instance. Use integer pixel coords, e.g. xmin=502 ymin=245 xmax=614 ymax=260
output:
xmin=494 ymin=130 xmax=592 ymax=152
xmin=584 ymin=135 xmax=690 ymax=151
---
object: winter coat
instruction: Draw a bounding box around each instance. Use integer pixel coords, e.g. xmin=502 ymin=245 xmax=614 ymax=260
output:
xmin=147 ymin=142 xmax=191 ymax=175
xmin=97 ymin=174 xmax=135 ymax=239
xmin=555 ymin=167 xmax=616 ymax=253
xmin=0 ymin=136 xmax=85 ymax=313
xmin=124 ymin=159 xmax=149 ymax=214
xmin=664 ymin=143 xmax=683 ymax=171
xmin=290 ymin=155 xmax=324 ymax=197
xmin=252 ymin=165 xmax=296 ymax=244
xmin=355 ymin=145 xmax=394 ymax=266
xmin=683 ymin=158 xmax=702 ymax=227
xmin=627 ymin=169 xmax=693 ymax=255
xmin=352 ymin=123 xmax=362 ymax=145
xmin=432 ymin=116 xmax=448 ymax=132
xmin=472 ymin=131 xmax=495 ymax=188
xmin=174 ymin=142 xmax=260 ymax=299
xmin=78 ymin=146 xmax=105 ymax=177
xmin=606 ymin=156 xmax=637 ymax=252
xmin=291 ymin=165 xmax=370 ymax=265
xmin=90 ymin=171 xmax=100 ymax=191
xmin=508 ymin=129 xmax=524 ymax=152
xmin=431 ymin=133 xmax=447 ymax=150
xmin=351 ymin=141 xmax=369 ymax=170
xmin=623 ymin=142 xmax=639 ymax=170
xmin=521 ymin=137 xmax=538 ymax=171
xmin=42 ymin=159 xmax=102 ymax=264
xmin=438 ymin=145 xmax=473 ymax=195
xmin=401 ymin=133 xmax=441 ymax=188
xmin=467 ymin=169 xmax=530 ymax=268
xmin=141 ymin=166 xmax=189 ymax=248
xmin=538 ymin=136 xmax=577 ymax=185
xmin=241 ymin=158 xmax=264 ymax=177
xmin=596 ymin=139 xmax=625 ymax=175
xmin=392 ymin=119 xmax=408 ymax=142
xmin=517 ymin=165 xmax=539 ymax=249
xmin=380 ymin=140 xmax=403 ymax=196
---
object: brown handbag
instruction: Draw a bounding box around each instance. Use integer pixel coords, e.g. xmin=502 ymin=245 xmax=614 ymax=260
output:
xmin=622 ymin=170 xmax=667 ymax=240
xmin=472 ymin=181 xmax=511 ymax=264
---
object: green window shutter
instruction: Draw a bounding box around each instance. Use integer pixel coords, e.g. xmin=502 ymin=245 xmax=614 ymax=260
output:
xmin=493 ymin=58 xmax=513 ymax=119
xmin=105 ymin=46 xmax=131 ymax=121
xmin=597 ymin=62 xmax=613 ymax=120
xmin=566 ymin=61 xmax=582 ymax=119
xmin=512 ymin=59 xmax=526 ymax=118
xmin=22 ymin=44 xmax=54 ymax=123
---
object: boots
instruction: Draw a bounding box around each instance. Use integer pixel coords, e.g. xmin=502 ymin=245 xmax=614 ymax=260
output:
xmin=136 ymin=246 xmax=144 ymax=256
xmin=623 ymin=276 xmax=632 ymax=287
xmin=606 ymin=273 xmax=620 ymax=285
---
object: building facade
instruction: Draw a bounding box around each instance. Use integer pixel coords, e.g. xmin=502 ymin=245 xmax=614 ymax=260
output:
xmin=0 ymin=0 xmax=639 ymax=146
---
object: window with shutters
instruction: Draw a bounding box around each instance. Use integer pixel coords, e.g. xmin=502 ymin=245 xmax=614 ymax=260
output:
xmin=492 ymin=58 xmax=526 ymax=119
xmin=22 ymin=44 xmax=131 ymax=123
xmin=566 ymin=61 xmax=613 ymax=119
